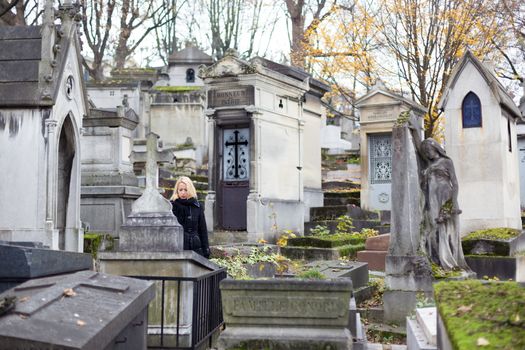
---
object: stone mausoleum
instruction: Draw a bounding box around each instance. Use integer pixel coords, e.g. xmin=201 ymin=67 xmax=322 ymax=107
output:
xmin=439 ymin=51 xmax=523 ymax=234
xmin=355 ymin=83 xmax=426 ymax=211
xmin=199 ymin=50 xmax=329 ymax=241
xmin=0 ymin=2 xmax=88 ymax=251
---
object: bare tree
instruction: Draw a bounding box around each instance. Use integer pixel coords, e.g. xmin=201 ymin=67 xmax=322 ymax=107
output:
xmin=113 ymin=0 xmax=173 ymax=68
xmin=80 ymin=0 xmax=116 ymax=80
xmin=152 ymin=0 xmax=188 ymax=65
xmin=0 ymin=0 xmax=42 ymax=26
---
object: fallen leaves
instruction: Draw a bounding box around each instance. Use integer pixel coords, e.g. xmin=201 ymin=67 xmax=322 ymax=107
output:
xmin=76 ymin=320 xmax=86 ymax=327
xmin=456 ymin=304 xmax=473 ymax=315
xmin=477 ymin=337 xmax=490 ymax=346
xmin=63 ymin=288 xmax=77 ymax=297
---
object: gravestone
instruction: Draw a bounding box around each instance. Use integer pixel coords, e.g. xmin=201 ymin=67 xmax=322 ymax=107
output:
xmin=438 ymin=51 xmax=523 ymax=234
xmin=384 ymin=112 xmax=473 ymax=322
xmin=199 ymin=51 xmax=329 ymax=240
xmin=119 ymin=132 xmax=180 ymax=251
xmin=0 ymin=1 xmax=88 ymax=251
xmin=80 ymin=105 xmax=142 ymax=237
xmin=0 ymin=270 xmax=154 ymax=350
xmin=355 ymin=82 xmax=426 ymax=211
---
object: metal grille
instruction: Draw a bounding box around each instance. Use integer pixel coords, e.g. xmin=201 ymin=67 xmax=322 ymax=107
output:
xmin=130 ymin=268 xmax=227 ymax=349
xmin=223 ymin=128 xmax=249 ymax=181
xmin=369 ymin=134 xmax=392 ymax=184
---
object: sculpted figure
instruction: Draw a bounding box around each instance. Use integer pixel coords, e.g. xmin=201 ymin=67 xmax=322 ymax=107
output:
xmin=409 ymin=117 xmax=469 ymax=270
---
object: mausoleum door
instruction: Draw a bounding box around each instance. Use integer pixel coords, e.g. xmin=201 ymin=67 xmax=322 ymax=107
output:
xmin=219 ymin=127 xmax=250 ymax=230
xmin=368 ymin=133 xmax=392 ymax=210
xmin=57 ymin=117 xmax=76 ymax=250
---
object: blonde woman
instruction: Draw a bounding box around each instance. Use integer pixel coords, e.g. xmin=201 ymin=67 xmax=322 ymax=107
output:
xmin=170 ymin=176 xmax=210 ymax=258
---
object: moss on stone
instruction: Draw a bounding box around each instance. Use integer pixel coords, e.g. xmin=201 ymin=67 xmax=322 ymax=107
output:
xmin=297 ymin=269 xmax=326 ymax=280
xmin=337 ymin=242 xmax=366 ymax=258
xmin=394 ymin=110 xmax=411 ymax=126
xmin=287 ymin=233 xmax=367 ymax=248
xmin=434 ymin=280 xmax=525 ymax=350
xmin=153 ymin=86 xmax=202 ymax=93
xmin=431 ymin=262 xmax=462 ymax=279
xmin=83 ymin=232 xmax=114 ymax=259
xmin=463 ymin=227 xmax=520 ymax=241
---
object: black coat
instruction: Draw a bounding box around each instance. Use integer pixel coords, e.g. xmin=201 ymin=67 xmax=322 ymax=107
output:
xmin=171 ymin=198 xmax=210 ymax=258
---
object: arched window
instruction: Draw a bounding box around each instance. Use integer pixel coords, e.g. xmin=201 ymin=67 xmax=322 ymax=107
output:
xmin=462 ymin=92 xmax=482 ymax=128
xmin=186 ymin=68 xmax=195 ymax=83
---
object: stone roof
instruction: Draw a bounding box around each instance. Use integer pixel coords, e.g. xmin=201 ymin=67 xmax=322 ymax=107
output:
xmin=168 ymin=46 xmax=213 ymax=65
xmin=253 ymin=57 xmax=331 ymax=97
xmin=0 ymin=26 xmax=43 ymax=106
xmin=355 ymin=84 xmax=427 ymax=114
xmin=438 ymin=51 xmax=522 ymax=120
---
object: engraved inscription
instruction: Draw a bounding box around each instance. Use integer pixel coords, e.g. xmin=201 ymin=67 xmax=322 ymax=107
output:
xmin=208 ymin=86 xmax=254 ymax=108
xmin=229 ymin=296 xmax=345 ymax=318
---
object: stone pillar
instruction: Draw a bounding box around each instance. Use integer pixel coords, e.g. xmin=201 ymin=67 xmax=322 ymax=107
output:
xmin=204 ymin=109 xmax=216 ymax=233
xmin=247 ymin=108 xmax=263 ymax=241
xmin=45 ymin=119 xmax=59 ymax=250
xmin=383 ymin=122 xmax=432 ymax=323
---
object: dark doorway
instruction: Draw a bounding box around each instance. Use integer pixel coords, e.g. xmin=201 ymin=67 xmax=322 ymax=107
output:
xmin=219 ymin=128 xmax=250 ymax=230
xmin=57 ymin=116 xmax=76 ymax=250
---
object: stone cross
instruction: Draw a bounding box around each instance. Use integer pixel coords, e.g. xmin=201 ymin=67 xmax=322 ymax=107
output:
xmin=129 ymin=132 xmax=173 ymax=214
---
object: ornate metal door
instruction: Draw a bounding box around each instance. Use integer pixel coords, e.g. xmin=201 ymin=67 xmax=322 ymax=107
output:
xmin=219 ymin=128 xmax=250 ymax=230
xmin=368 ymin=134 xmax=392 ymax=210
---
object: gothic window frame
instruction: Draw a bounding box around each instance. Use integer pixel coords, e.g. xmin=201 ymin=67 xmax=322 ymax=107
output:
xmin=461 ymin=91 xmax=482 ymax=128
xmin=186 ymin=68 xmax=195 ymax=83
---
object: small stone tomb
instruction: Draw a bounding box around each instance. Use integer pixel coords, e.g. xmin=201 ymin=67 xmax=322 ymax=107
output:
xmin=0 ymin=270 xmax=155 ymax=350
xmin=218 ymin=278 xmax=353 ymax=350
xmin=0 ymin=241 xmax=92 ymax=293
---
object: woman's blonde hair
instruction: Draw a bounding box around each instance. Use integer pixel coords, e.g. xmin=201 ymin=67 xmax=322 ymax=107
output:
xmin=170 ymin=176 xmax=198 ymax=200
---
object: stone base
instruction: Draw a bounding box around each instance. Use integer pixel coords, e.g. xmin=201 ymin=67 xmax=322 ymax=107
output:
xmin=217 ymin=326 xmax=352 ymax=350
xmin=119 ymin=212 xmax=183 ymax=252
xmin=383 ymin=290 xmax=433 ymax=324
xmin=357 ymin=250 xmax=387 ymax=271
xmin=385 ymin=255 xmax=433 ymax=291
xmin=465 ymin=255 xmax=515 ymax=280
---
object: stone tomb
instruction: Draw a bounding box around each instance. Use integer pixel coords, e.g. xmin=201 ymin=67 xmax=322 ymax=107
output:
xmin=200 ymin=51 xmax=329 ymax=240
xmin=355 ymin=82 xmax=426 ymax=211
xmin=0 ymin=2 xmax=88 ymax=251
xmin=0 ymin=241 xmax=92 ymax=293
xmin=218 ymin=278 xmax=353 ymax=350
xmin=80 ymin=105 xmax=142 ymax=237
xmin=0 ymin=270 xmax=155 ymax=350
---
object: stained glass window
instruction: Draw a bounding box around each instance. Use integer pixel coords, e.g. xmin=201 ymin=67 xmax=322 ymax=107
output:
xmin=462 ymin=92 xmax=482 ymax=128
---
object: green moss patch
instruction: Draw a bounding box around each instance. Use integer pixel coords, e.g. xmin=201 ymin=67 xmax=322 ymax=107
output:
xmin=431 ymin=263 xmax=462 ymax=279
xmin=153 ymin=86 xmax=202 ymax=93
xmin=287 ymin=233 xmax=367 ymax=248
xmin=434 ymin=280 xmax=525 ymax=350
xmin=338 ymin=242 xmax=366 ymax=258
xmin=463 ymin=228 xmax=520 ymax=241
xmin=83 ymin=232 xmax=114 ymax=259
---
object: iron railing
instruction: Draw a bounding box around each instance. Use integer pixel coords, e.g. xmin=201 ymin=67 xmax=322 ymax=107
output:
xmin=130 ymin=268 xmax=227 ymax=350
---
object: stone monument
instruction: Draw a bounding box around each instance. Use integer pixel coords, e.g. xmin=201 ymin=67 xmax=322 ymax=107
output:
xmin=384 ymin=111 xmax=473 ymax=322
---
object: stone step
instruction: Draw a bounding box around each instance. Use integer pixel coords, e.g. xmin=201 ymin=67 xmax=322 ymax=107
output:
xmin=356 ymin=250 xmax=387 ymax=271
xmin=347 ymin=205 xmax=380 ymax=220
xmin=324 ymin=196 xmax=360 ymax=206
xmin=322 ymin=180 xmax=360 ymax=190
xmin=324 ymin=191 xmax=360 ymax=199
xmin=365 ymin=234 xmax=390 ymax=251
xmin=280 ymin=246 xmax=341 ymax=261
xmin=310 ymin=205 xmax=348 ymax=221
